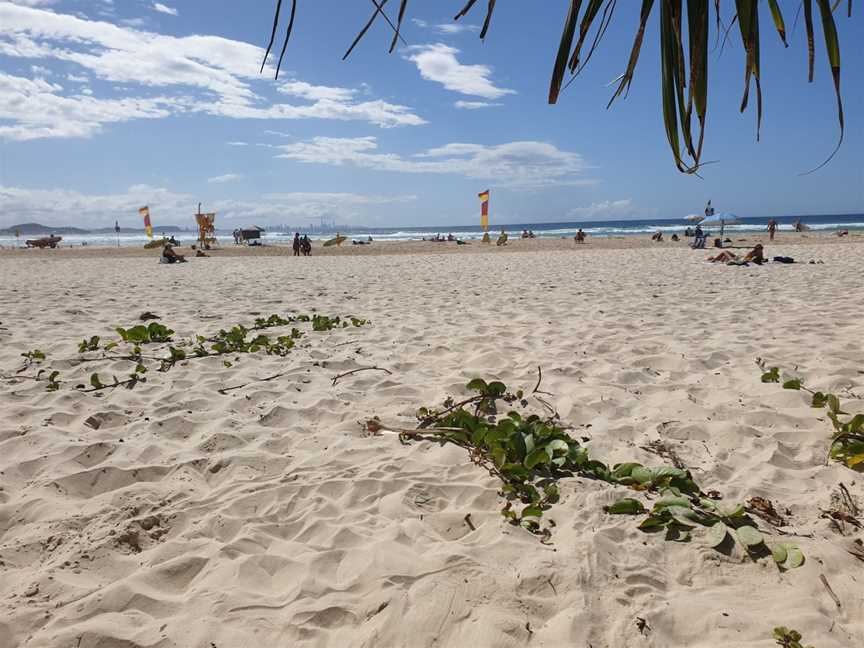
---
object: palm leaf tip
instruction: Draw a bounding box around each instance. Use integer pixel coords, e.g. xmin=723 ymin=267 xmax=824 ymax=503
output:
xmin=262 ymin=0 xmax=852 ymax=174
xmin=549 ymin=0 xmax=583 ymax=104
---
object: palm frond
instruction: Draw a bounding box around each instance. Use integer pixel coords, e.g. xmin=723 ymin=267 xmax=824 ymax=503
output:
xmin=262 ymin=0 xmax=853 ymax=173
xmin=767 ymin=0 xmax=789 ymax=46
xmin=607 ymin=0 xmax=654 ymax=106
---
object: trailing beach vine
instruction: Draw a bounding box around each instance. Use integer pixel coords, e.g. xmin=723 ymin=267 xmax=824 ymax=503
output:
xmin=758 ymin=359 xmax=864 ymax=471
xmin=5 ymin=312 xmax=369 ymax=394
xmin=390 ymin=373 xmax=803 ymax=566
xmin=773 ymin=626 xmax=814 ymax=648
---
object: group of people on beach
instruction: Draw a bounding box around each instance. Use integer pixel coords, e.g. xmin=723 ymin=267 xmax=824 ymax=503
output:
xmin=292 ymin=233 xmax=312 ymax=256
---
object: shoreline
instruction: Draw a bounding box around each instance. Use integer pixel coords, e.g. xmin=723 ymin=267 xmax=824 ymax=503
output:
xmin=0 ymin=230 xmax=858 ymax=258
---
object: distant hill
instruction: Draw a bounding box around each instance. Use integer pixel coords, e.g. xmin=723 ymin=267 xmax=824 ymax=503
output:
xmin=0 ymin=223 xmax=185 ymax=235
xmin=90 ymin=226 xmax=185 ymax=234
xmin=0 ymin=222 xmax=90 ymax=235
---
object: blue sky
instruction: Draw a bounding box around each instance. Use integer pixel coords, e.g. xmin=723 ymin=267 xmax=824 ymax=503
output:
xmin=0 ymin=0 xmax=861 ymax=229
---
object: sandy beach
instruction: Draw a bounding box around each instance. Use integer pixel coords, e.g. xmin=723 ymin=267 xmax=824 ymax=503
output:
xmin=1 ymin=239 xmax=862 ymax=648
xmin=0 ymin=229 xmax=859 ymax=259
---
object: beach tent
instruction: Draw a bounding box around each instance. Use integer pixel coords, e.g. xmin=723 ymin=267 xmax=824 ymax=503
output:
xmin=684 ymin=213 xmax=704 ymax=222
xmin=239 ymin=226 xmax=265 ymax=244
xmin=700 ymin=212 xmax=741 ymax=238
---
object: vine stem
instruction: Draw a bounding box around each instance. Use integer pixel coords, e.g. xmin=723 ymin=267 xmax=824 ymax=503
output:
xmin=331 ymin=366 xmax=392 ymax=386
xmin=218 ymin=372 xmax=290 ymax=395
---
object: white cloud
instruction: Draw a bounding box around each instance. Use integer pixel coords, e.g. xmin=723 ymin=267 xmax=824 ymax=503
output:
xmin=0 ymin=184 xmax=418 ymax=229
xmin=404 ymin=43 xmax=514 ymax=99
xmin=454 ymin=100 xmax=500 ymax=110
xmin=277 ymin=137 xmax=592 ymax=188
xmin=207 ymin=173 xmax=243 ymax=183
xmin=567 ymin=199 xmax=655 ymax=220
xmin=0 ymin=72 xmax=176 ymax=140
xmin=278 ymin=80 xmax=355 ymax=103
xmin=0 ymin=3 xmax=424 ymax=140
xmin=411 ymin=18 xmax=480 ymax=35
xmin=152 ymin=3 xmax=178 ymax=16
xmin=434 ymin=23 xmax=480 ymax=35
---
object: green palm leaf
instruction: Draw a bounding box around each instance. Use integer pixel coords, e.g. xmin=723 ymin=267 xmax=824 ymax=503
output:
xmin=262 ymin=0 xmax=853 ymax=174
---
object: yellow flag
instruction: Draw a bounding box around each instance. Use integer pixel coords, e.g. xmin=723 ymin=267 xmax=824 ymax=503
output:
xmin=478 ymin=189 xmax=490 ymax=231
xmin=139 ymin=206 xmax=153 ymax=239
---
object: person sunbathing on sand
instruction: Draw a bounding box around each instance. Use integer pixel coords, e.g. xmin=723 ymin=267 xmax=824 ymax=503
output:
xmin=496 ymin=229 xmax=508 ymax=246
xmin=707 ymin=244 xmax=764 ymax=265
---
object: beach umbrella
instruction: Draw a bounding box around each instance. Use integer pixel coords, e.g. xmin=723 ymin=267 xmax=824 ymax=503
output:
xmin=700 ymin=212 xmax=741 ymax=238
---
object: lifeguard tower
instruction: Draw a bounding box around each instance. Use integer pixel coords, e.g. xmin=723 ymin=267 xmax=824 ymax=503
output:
xmin=195 ymin=203 xmax=217 ymax=249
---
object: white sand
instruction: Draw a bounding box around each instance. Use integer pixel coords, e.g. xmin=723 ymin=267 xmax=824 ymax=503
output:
xmin=0 ymin=242 xmax=862 ymax=648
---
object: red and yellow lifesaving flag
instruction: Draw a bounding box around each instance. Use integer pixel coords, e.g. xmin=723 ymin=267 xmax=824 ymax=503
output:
xmin=478 ymin=190 xmax=490 ymax=231
xmin=139 ymin=206 xmax=153 ymax=239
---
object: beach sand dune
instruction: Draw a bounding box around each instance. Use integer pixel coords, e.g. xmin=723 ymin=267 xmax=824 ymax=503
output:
xmin=0 ymin=243 xmax=862 ymax=647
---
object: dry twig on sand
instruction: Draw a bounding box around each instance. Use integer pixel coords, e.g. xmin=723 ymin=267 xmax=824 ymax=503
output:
xmin=331 ymin=366 xmax=392 ymax=386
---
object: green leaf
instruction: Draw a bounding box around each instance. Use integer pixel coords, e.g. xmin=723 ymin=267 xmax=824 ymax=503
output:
xmin=638 ymin=514 xmax=669 ymax=532
xmin=664 ymin=525 xmax=692 ymax=542
xmin=524 ymin=448 xmax=551 ymax=469
xmin=90 ymin=373 xmax=104 ymax=389
xmin=486 ymin=381 xmax=507 ymax=397
xmin=631 ymin=466 xmax=654 ymax=485
xmin=653 ymin=495 xmax=692 ymax=511
xmin=491 ymin=446 xmax=506 ymax=467
xmin=471 ymin=426 xmax=488 ymax=445
xmin=761 ymin=367 xmax=780 ymax=383
xmin=548 ymin=0 xmax=580 ymax=104
xmin=811 ymin=391 xmax=828 ymax=408
xmin=783 ymin=379 xmax=802 ymax=390
xmin=767 ymin=0 xmax=789 ymax=46
xmin=542 ymin=483 xmax=560 ymax=503
xmin=666 ymin=505 xmax=699 ymax=527
xmin=770 ymin=543 xmax=787 ymax=565
xmin=734 ymin=525 xmax=764 ymax=547
xmin=783 ymin=545 xmax=805 ymax=569
xmin=828 ymin=394 xmax=841 ymax=414
xmin=604 ymin=498 xmax=646 ymax=515
xmin=611 ymin=462 xmax=642 ymax=480
xmin=521 ymin=505 xmax=543 ymax=519
xmin=718 ymin=503 xmax=745 ymax=519
xmin=466 ymin=378 xmax=488 ymax=393
xmin=546 ymin=439 xmax=570 ymax=456
xmin=705 ymin=522 xmax=728 ymax=547
xmin=772 ymin=542 xmax=805 ymax=569
xmin=847 ymin=414 xmax=864 ymax=434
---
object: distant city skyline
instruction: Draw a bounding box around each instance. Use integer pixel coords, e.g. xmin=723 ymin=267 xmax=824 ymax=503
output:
xmin=1 ymin=1 xmax=861 ymax=230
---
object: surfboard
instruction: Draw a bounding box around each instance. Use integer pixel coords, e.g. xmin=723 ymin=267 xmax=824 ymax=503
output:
xmin=323 ymin=235 xmax=346 ymax=247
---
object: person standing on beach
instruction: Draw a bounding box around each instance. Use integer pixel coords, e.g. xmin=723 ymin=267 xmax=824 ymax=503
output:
xmin=292 ymin=233 xmax=301 ymax=256
xmin=767 ymin=219 xmax=778 ymax=241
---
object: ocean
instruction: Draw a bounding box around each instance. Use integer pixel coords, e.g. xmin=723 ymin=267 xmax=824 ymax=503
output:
xmin=2 ymin=213 xmax=862 ymax=248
